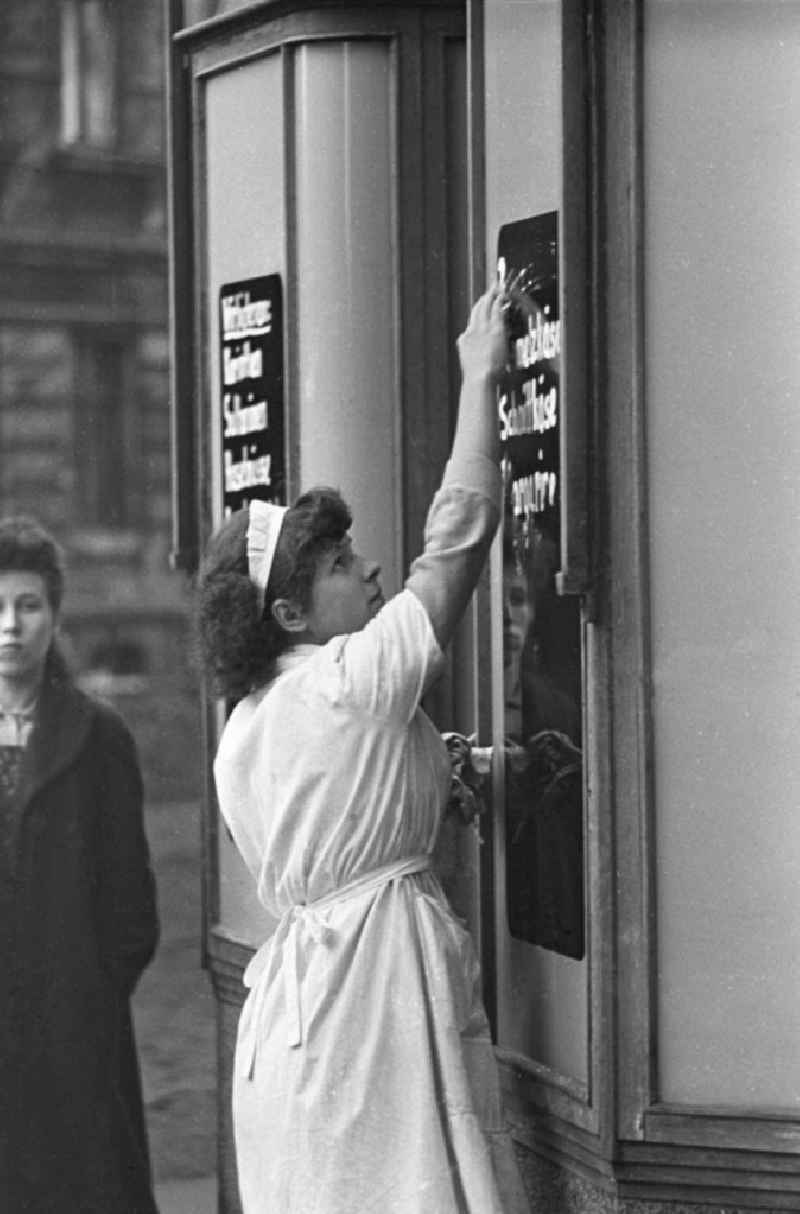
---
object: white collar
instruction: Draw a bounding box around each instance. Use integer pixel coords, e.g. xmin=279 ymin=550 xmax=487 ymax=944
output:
xmin=274 ymin=643 xmax=320 ymax=679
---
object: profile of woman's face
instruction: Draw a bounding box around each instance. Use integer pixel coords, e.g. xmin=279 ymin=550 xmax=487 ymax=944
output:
xmin=294 ymin=536 xmax=384 ymax=645
xmin=0 ymin=570 xmax=56 ymax=690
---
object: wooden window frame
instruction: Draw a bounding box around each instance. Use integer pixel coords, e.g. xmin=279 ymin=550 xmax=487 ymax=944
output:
xmin=72 ymin=326 xmax=138 ymax=530
xmin=469 ymin=0 xmax=604 ymax=1139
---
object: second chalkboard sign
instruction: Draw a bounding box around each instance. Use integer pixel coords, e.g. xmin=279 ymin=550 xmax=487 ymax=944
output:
xmin=219 ymin=274 xmax=285 ymax=516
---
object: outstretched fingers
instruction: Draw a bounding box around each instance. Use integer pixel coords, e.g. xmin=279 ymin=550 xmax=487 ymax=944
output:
xmin=481 ymin=281 xmax=503 ymax=324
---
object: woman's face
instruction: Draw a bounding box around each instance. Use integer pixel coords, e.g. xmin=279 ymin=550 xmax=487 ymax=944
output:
xmin=301 ymin=536 xmax=384 ymax=645
xmin=0 ymin=570 xmax=56 ymax=691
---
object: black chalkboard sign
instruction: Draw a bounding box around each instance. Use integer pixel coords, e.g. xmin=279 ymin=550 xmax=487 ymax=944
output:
xmin=498 ymin=213 xmax=585 ymax=961
xmin=497 ymin=212 xmax=561 ymax=567
xmin=219 ymin=274 xmax=285 ymax=515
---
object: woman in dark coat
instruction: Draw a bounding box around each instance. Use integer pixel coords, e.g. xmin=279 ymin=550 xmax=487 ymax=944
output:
xmin=0 ymin=517 xmax=160 ymax=1214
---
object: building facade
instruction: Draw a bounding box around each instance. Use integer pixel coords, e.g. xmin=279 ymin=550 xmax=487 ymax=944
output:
xmin=167 ymin=1 xmax=800 ymax=1211
xmin=0 ymin=0 xmax=199 ymax=803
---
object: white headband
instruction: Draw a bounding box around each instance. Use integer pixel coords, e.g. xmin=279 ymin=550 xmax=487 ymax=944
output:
xmin=247 ymin=500 xmax=288 ymax=602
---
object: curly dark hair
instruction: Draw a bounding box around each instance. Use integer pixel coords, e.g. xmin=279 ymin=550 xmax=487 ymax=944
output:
xmin=196 ymin=487 xmax=351 ymax=701
xmin=0 ymin=515 xmax=65 ymax=610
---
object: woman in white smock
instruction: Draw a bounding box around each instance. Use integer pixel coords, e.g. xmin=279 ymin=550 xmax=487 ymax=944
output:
xmin=199 ymin=285 xmax=529 ymax=1213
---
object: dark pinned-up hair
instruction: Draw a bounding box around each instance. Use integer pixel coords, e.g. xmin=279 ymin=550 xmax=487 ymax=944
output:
xmin=0 ymin=516 xmax=65 ymax=610
xmin=196 ymin=487 xmax=351 ymax=701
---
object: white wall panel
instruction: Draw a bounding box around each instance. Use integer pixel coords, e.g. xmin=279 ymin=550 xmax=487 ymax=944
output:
xmin=644 ymin=0 xmax=800 ymax=1106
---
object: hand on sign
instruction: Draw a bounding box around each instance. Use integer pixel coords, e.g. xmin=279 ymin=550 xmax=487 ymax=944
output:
xmin=457 ymin=283 xmax=508 ymax=385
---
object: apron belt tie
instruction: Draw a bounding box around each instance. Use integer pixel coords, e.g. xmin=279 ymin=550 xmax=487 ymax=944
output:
xmin=242 ymin=853 xmax=431 ymax=1075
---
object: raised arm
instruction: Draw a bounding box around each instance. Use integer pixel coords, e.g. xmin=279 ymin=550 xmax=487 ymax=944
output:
xmin=407 ymin=284 xmax=507 ymax=650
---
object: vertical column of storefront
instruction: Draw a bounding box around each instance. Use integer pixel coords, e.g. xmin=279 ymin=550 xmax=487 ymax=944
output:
xmin=199 ymin=48 xmax=288 ymax=1204
xmin=290 ymin=39 xmax=401 ymax=583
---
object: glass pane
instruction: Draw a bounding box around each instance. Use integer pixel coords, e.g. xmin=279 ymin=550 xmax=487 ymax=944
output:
xmin=76 ymin=337 xmax=127 ymax=526
xmin=485 ymin=0 xmax=587 ymax=1085
xmin=61 ymin=2 xmax=81 ymax=143
xmin=498 ymin=211 xmax=584 ymax=960
xmin=81 ymin=0 xmax=115 ymax=146
xmin=204 ymin=52 xmax=287 ymax=943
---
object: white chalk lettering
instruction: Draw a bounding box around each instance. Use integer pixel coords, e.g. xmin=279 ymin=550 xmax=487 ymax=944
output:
xmin=498 ymin=380 xmax=558 ymax=440
xmin=223 ymin=394 xmax=268 ymax=437
xmin=223 ymin=341 xmax=263 ymax=385
xmin=510 ymin=471 xmax=557 ymax=518
xmin=221 ymin=292 xmax=273 ymax=338
xmin=224 ymin=448 xmax=272 ymax=492
xmin=513 ymin=311 xmax=561 ymax=370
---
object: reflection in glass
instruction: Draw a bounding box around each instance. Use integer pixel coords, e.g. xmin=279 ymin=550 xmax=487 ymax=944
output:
xmin=502 ymin=522 xmax=583 ymax=958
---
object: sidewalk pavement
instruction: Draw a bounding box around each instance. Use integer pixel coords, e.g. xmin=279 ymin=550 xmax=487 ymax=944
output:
xmin=133 ymin=802 xmax=218 ymax=1213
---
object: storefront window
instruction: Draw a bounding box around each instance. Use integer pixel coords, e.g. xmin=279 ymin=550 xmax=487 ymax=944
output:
xmin=486 ymin=0 xmax=588 ymax=1085
xmin=61 ymin=0 xmax=117 ymax=148
xmin=74 ymin=333 xmax=129 ymax=526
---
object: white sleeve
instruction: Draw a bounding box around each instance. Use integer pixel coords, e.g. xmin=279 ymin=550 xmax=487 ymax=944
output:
xmin=405 ymin=451 xmax=501 ymax=650
xmin=325 ymin=589 xmax=444 ymax=724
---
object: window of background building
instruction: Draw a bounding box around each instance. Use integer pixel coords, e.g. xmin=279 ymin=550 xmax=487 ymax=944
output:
xmin=0 ymin=326 xmax=74 ymax=527
xmin=74 ymin=333 xmax=129 ymax=527
xmin=61 ymin=0 xmax=117 ymax=148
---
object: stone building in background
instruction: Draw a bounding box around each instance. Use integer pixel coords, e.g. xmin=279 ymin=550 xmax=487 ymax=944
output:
xmin=0 ymin=0 xmax=200 ymax=803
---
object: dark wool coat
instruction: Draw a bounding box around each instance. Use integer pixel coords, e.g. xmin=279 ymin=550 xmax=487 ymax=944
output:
xmin=0 ymin=666 xmax=160 ymax=1214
